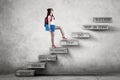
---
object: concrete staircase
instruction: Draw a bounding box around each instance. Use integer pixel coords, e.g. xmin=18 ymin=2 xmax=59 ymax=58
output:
xmin=15 ymin=17 xmax=112 ymax=77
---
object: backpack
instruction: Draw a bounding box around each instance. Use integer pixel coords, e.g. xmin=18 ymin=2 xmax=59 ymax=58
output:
xmin=44 ymin=15 xmax=52 ymax=26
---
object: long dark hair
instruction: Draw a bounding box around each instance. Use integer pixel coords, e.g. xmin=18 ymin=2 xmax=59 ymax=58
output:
xmin=44 ymin=8 xmax=55 ymax=26
xmin=46 ymin=8 xmax=55 ymax=19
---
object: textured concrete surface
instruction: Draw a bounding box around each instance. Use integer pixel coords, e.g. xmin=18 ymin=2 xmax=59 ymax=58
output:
xmin=0 ymin=0 xmax=120 ymax=75
xmin=1 ymin=74 xmax=120 ymax=80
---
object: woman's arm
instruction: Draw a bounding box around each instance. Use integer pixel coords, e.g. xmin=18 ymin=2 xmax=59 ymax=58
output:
xmin=48 ymin=16 xmax=51 ymax=30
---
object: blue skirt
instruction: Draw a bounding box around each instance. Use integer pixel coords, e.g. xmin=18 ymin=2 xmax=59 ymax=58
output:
xmin=45 ymin=24 xmax=55 ymax=32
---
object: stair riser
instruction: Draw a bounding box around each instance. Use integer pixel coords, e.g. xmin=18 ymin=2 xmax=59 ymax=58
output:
xmin=72 ymin=32 xmax=90 ymax=38
xmin=60 ymin=40 xmax=79 ymax=46
xmin=16 ymin=70 xmax=35 ymax=77
xmin=93 ymin=17 xmax=112 ymax=23
xmin=50 ymin=48 xmax=68 ymax=54
xmin=39 ymin=55 xmax=57 ymax=62
xmin=26 ymin=63 xmax=46 ymax=69
xmin=84 ymin=25 xmax=109 ymax=30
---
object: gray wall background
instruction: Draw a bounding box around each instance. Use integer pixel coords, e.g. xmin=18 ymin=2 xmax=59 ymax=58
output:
xmin=0 ymin=0 xmax=120 ymax=75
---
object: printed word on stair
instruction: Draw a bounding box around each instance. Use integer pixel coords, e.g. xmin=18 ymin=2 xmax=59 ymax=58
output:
xmin=39 ymin=55 xmax=57 ymax=62
xmin=72 ymin=32 xmax=90 ymax=39
xmin=83 ymin=25 xmax=109 ymax=30
xmin=16 ymin=70 xmax=35 ymax=77
xmin=93 ymin=17 xmax=112 ymax=23
xmin=26 ymin=62 xmax=46 ymax=69
xmin=50 ymin=47 xmax=68 ymax=54
xmin=60 ymin=39 xmax=79 ymax=46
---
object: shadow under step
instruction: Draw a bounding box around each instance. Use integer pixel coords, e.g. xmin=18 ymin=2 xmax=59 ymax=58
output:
xmin=15 ymin=70 xmax=113 ymax=77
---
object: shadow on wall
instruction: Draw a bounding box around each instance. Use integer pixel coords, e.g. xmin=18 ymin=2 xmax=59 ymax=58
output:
xmin=0 ymin=45 xmax=17 ymax=75
xmin=0 ymin=62 xmax=15 ymax=75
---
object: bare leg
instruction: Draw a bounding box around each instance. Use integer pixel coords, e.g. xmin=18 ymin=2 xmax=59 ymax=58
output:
xmin=50 ymin=32 xmax=56 ymax=48
xmin=55 ymin=26 xmax=67 ymax=39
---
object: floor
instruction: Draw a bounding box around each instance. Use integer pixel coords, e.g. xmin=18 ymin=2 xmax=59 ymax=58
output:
xmin=0 ymin=74 xmax=120 ymax=80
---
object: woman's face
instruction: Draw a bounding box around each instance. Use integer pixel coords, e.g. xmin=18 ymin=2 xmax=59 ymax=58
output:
xmin=50 ymin=10 xmax=53 ymax=15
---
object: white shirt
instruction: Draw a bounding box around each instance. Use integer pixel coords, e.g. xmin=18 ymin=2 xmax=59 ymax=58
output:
xmin=48 ymin=16 xmax=55 ymax=25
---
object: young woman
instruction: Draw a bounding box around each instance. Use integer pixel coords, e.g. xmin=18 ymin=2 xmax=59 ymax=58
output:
xmin=44 ymin=8 xmax=67 ymax=48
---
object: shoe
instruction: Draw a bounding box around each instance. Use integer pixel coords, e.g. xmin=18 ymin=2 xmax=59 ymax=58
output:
xmin=52 ymin=45 xmax=57 ymax=48
xmin=62 ymin=37 xmax=67 ymax=40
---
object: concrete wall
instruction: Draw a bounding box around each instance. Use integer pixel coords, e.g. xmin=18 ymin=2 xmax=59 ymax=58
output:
xmin=0 ymin=0 xmax=120 ymax=74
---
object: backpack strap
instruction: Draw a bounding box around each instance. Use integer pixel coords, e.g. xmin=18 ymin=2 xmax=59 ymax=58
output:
xmin=44 ymin=15 xmax=52 ymax=25
xmin=49 ymin=15 xmax=52 ymax=22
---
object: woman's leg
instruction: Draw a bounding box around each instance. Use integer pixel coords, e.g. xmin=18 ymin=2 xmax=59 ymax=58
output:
xmin=55 ymin=26 xmax=67 ymax=39
xmin=50 ymin=31 xmax=56 ymax=48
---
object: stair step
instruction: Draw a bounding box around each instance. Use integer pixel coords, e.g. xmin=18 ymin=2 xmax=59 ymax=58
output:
xmin=60 ymin=39 xmax=79 ymax=46
xmin=15 ymin=69 xmax=35 ymax=77
xmin=39 ymin=55 xmax=57 ymax=62
xmin=26 ymin=62 xmax=46 ymax=69
xmin=83 ymin=25 xmax=109 ymax=30
xmin=93 ymin=17 xmax=112 ymax=23
xmin=72 ymin=32 xmax=90 ymax=39
xmin=50 ymin=47 xmax=68 ymax=54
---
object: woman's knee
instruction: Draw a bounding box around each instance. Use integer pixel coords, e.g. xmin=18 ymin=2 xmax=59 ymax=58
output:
xmin=57 ymin=26 xmax=61 ymax=29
